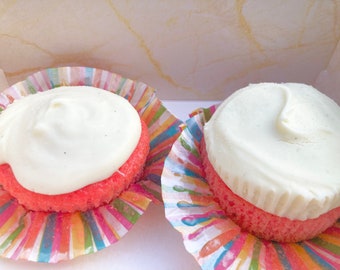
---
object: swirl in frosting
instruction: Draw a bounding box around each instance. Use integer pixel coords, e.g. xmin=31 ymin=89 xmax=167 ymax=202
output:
xmin=204 ymin=83 xmax=340 ymax=220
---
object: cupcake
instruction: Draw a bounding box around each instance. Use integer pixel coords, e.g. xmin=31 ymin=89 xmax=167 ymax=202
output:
xmin=0 ymin=67 xmax=183 ymax=263
xmin=201 ymin=83 xmax=340 ymax=242
xmin=0 ymin=85 xmax=150 ymax=212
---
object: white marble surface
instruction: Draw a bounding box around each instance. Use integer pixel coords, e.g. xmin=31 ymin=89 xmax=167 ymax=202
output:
xmin=0 ymin=0 xmax=339 ymax=101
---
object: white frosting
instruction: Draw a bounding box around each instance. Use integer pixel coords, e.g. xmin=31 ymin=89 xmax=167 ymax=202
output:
xmin=0 ymin=86 xmax=141 ymax=195
xmin=204 ymin=83 xmax=340 ymax=220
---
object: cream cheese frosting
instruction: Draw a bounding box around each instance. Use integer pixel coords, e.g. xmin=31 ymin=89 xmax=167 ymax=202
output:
xmin=204 ymin=83 xmax=340 ymax=220
xmin=0 ymin=86 xmax=141 ymax=195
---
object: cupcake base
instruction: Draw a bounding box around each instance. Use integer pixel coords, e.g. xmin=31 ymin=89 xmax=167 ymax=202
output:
xmin=201 ymin=139 xmax=340 ymax=242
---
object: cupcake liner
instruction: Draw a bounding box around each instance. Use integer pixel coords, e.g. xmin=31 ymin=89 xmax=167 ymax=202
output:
xmin=0 ymin=66 xmax=183 ymax=263
xmin=162 ymin=105 xmax=340 ymax=270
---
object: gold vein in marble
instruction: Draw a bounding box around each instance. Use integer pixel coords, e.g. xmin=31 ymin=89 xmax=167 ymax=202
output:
xmin=106 ymin=0 xmax=199 ymax=95
xmin=1 ymin=33 xmax=109 ymax=80
xmin=296 ymin=0 xmax=319 ymax=47
xmin=236 ymin=0 xmax=264 ymax=53
xmin=0 ymin=33 xmax=53 ymax=57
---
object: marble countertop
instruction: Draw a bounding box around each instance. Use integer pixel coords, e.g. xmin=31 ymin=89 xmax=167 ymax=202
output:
xmin=0 ymin=1 xmax=339 ymax=103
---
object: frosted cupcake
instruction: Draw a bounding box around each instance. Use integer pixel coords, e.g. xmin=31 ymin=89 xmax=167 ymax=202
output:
xmin=0 ymin=67 xmax=183 ymax=263
xmin=0 ymin=85 xmax=149 ymax=212
xmin=201 ymin=83 xmax=340 ymax=242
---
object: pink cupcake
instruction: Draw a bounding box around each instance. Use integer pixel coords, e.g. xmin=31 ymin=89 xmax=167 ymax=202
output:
xmin=0 ymin=85 xmax=150 ymax=212
xmin=202 ymin=83 xmax=340 ymax=242
xmin=0 ymin=67 xmax=183 ymax=263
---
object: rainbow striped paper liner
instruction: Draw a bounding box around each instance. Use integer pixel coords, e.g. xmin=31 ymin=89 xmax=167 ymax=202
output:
xmin=0 ymin=66 xmax=182 ymax=263
xmin=162 ymin=105 xmax=340 ymax=270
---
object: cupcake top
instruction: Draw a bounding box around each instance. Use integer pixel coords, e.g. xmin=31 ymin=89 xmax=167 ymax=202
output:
xmin=204 ymin=83 xmax=340 ymax=220
xmin=0 ymin=86 xmax=141 ymax=195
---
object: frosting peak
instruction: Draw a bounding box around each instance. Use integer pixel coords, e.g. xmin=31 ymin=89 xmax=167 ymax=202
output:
xmin=276 ymin=84 xmax=335 ymax=143
xmin=204 ymin=83 xmax=340 ymax=220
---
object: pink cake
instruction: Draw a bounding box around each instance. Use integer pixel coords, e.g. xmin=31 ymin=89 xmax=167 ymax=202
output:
xmin=0 ymin=120 xmax=149 ymax=212
xmin=202 ymin=83 xmax=340 ymax=242
xmin=201 ymin=139 xmax=340 ymax=242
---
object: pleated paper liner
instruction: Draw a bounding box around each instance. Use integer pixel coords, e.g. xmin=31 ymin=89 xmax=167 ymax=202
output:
xmin=0 ymin=67 xmax=183 ymax=263
xmin=161 ymin=105 xmax=340 ymax=270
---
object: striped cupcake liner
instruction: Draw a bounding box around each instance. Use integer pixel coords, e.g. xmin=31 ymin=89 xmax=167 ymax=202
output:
xmin=162 ymin=105 xmax=340 ymax=270
xmin=0 ymin=67 xmax=182 ymax=263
